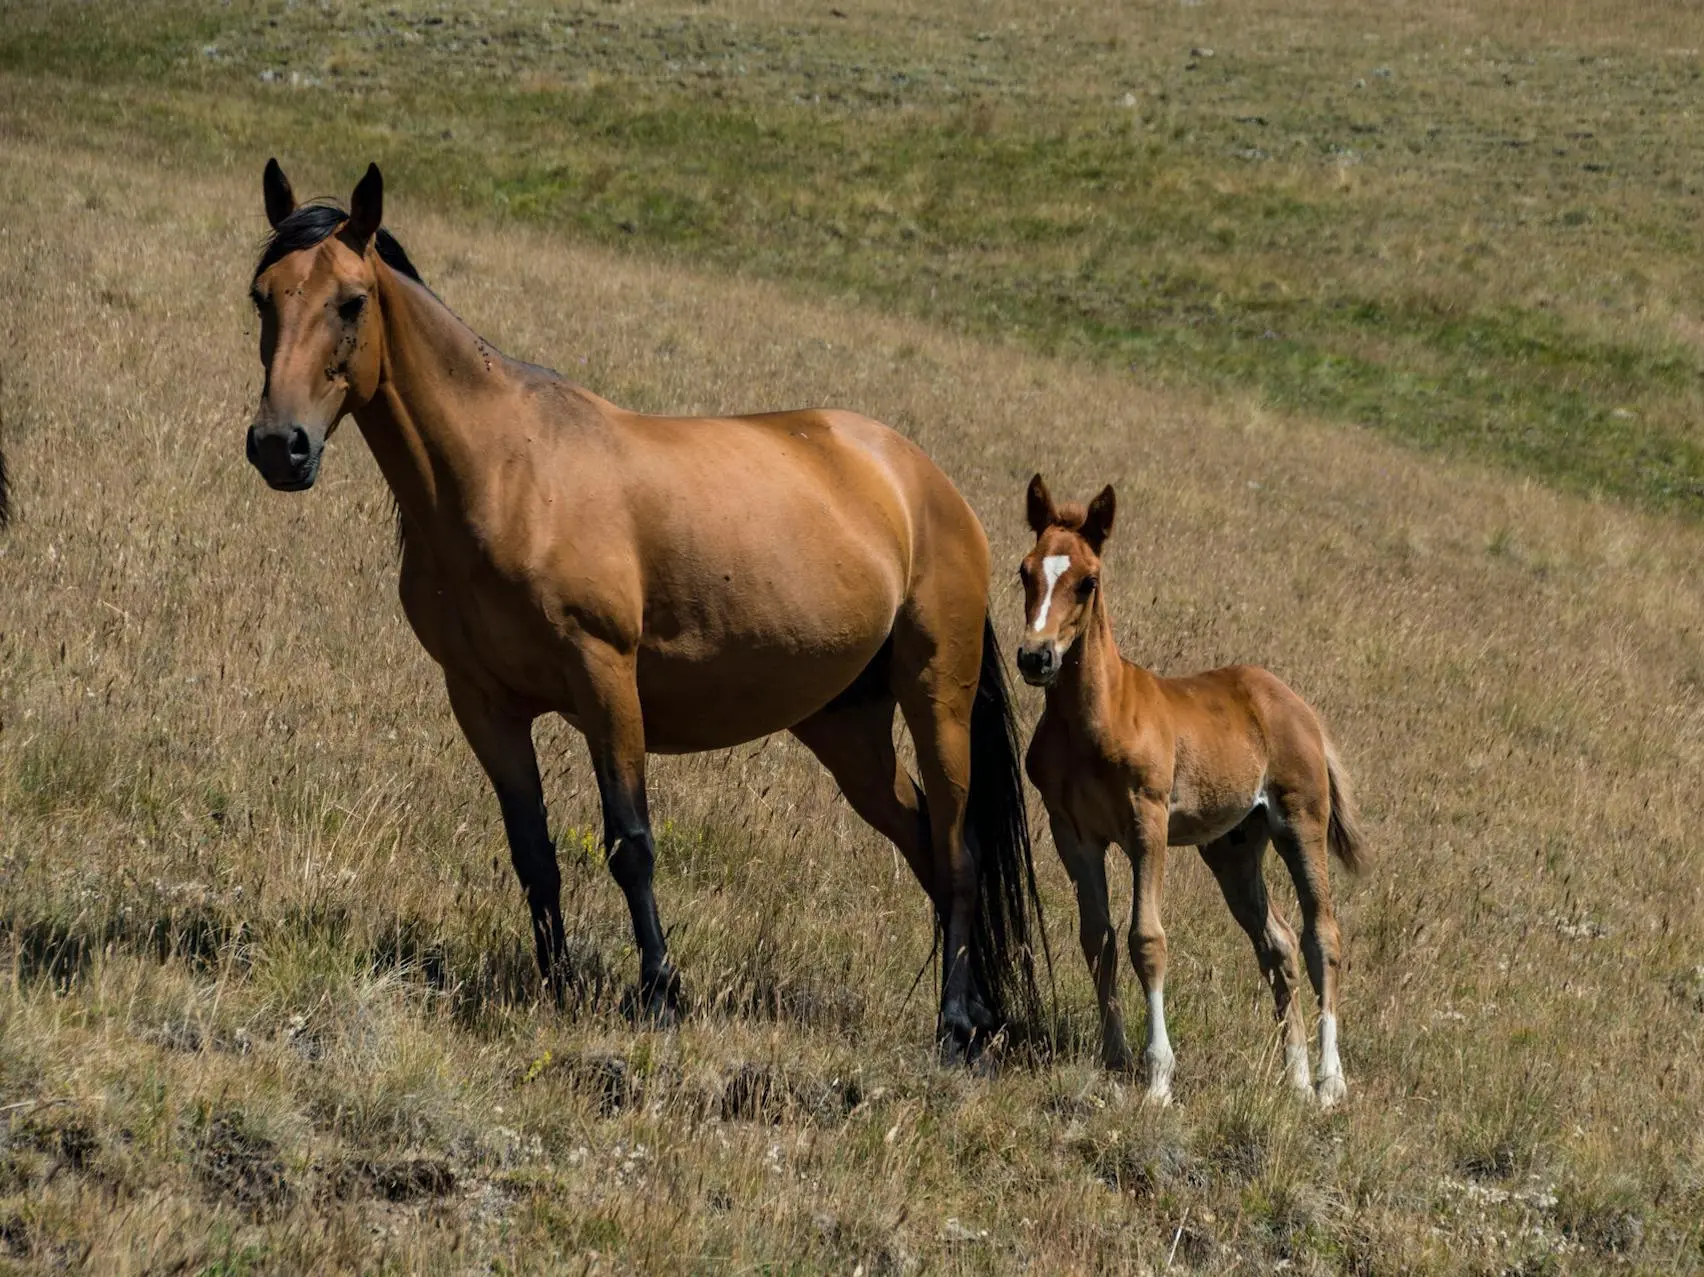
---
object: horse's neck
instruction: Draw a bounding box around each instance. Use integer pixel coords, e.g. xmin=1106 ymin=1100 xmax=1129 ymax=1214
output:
xmin=353 ymin=262 xmax=537 ymax=545
xmin=1051 ymin=599 xmax=1130 ymax=733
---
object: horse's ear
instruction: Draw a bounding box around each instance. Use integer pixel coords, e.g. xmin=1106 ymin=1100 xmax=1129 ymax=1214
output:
xmin=346 ymin=162 xmax=384 ymax=249
xmin=1082 ymin=484 xmax=1116 ymax=551
xmin=1026 ymin=473 xmax=1057 ymax=536
xmin=263 ymin=157 xmax=296 ymax=229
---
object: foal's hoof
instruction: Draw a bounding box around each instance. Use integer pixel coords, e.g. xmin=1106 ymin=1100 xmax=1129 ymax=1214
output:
xmin=1284 ymin=1044 xmax=1313 ymax=1097
xmin=622 ymin=964 xmax=686 ymax=1027
xmin=1143 ymin=1048 xmax=1176 ymax=1107
xmin=1315 ymin=1072 xmax=1347 ymax=1110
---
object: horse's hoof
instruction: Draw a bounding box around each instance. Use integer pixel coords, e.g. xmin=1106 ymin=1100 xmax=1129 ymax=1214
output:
xmin=1284 ymin=1043 xmax=1313 ymax=1097
xmin=1315 ymin=1072 xmax=1347 ymax=1110
xmin=936 ymin=1014 xmax=978 ymax=1067
xmin=1143 ymin=1047 xmax=1176 ymax=1106
xmin=623 ymin=964 xmax=686 ymax=1027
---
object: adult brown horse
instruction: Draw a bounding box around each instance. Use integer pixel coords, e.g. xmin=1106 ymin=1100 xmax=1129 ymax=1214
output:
xmin=1017 ymin=476 xmax=1366 ymax=1105
xmin=241 ymin=160 xmax=1044 ymax=1053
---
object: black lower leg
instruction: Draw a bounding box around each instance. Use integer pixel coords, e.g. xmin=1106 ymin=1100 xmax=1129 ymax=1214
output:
xmin=597 ymin=768 xmax=679 ymax=1012
xmin=497 ymin=791 xmax=566 ymax=993
xmin=938 ymin=877 xmax=980 ymax=1057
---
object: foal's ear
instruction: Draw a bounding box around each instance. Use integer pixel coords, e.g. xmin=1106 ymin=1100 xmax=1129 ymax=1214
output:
xmin=1026 ymin=473 xmax=1057 ymax=536
xmin=1082 ymin=484 xmax=1117 ymax=551
xmin=345 ymin=162 xmax=384 ymax=250
xmin=263 ymin=157 xmax=296 ymax=230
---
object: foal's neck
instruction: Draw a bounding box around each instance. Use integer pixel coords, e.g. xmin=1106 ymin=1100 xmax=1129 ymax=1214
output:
xmin=1051 ymin=594 xmax=1128 ymax=725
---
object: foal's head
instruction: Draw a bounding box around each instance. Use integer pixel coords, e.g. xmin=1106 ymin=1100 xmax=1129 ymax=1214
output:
xmin=1015 ymin=474 xmax=1116 ymax=687
xmin=246 ymin=159 xmax=414 ymax=491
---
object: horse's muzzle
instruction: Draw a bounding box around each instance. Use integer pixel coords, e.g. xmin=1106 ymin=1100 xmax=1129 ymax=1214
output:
xmin=247 ymin=422 xmax=320 ymax=491
xmin=1015 ymin=641 xmax=1060 ymax=687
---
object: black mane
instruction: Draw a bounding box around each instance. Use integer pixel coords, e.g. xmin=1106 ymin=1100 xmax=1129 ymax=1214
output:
xmin=253 ymin=200 xmax=423 ymax=285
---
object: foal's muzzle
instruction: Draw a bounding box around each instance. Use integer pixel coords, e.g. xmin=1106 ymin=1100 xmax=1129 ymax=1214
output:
xmin=247 ymin=422 xmax=321 ymax=491
xmin=1015 ymin=641 xmax=1060 ymax=687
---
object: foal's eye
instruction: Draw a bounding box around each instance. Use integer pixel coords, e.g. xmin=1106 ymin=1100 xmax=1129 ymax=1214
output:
xmin=1077 ymin=575 xmax=1098 ymax=596
xmin=337 ymin=294 xmax=367 ymax=323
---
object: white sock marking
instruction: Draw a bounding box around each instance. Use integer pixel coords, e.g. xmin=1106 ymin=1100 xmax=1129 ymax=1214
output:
xmin=1144 ymin=985 xmax=1175 ymax=1098
xmin=1319 ymin=1012 xmax=1341 ymax=1079
xmin=1285 ymin=1041 xmax=1311 ymax=1088
xmin=1033 ymin=555 xmax=1071 ymax=633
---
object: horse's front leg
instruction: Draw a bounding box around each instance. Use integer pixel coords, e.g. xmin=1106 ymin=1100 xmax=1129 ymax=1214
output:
xmin=574 ymin=643 xmax=682 ymax=1023
xmin=1050 ymin=815 xmax=1131 ymax=1073
xmin=1122 ymin=794 xmax=1174 ymax=1104
xmin=445 ymin=677 xmax=567 ymax=998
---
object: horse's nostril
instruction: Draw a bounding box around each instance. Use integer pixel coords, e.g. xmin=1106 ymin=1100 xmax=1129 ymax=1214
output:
xmin=287 ymin=426 xmax=312 ymax=464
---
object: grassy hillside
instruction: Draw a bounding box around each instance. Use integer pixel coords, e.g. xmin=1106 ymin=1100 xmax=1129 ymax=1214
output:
xmin=2 ymin=1 xmax=1704 ymax=1272
xmin=2 ymin=0 xmax=1703 ymax=514
xmin=2 ymin=138 xmax=1703 ymax=1271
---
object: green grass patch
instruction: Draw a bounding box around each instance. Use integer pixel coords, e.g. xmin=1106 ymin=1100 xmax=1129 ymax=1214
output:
xmin=4 ymin=0 xmax=1703 ymax=513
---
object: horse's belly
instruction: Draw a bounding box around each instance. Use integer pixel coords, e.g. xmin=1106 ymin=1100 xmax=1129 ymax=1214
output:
xmin=635 ymin=634 xmax=888 ymax=752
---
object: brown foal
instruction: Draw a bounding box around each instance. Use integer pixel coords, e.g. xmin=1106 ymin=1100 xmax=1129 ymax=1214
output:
xmin=238 ymin=161 xmax=1044 ymax=1055
xmin=1016 ymin=476 xmax=1367 ymax=1106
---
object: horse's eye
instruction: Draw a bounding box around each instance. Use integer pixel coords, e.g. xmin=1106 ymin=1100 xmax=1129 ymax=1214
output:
xmin=338 ymin=294 xmax=367 ymax=323
xmin=1077 ymin=575 xmax=1098 ymax=596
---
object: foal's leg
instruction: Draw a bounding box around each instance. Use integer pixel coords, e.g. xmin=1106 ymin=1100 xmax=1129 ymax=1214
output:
xmin=445 ymin=678 xmax=566 ymax=996
xmin=1122 ymin=797 xmax=1175 ymax=1103
xmin=1272 ymin=798 xmax=1347 ymax=1107
xmin=574 ymin=644 xmax=680 ymax=1021
xmin=1200 ymin=815 xmax=1310 ymax=1096
xmin=1050 ymin=816 xmax=1131 ymax=1073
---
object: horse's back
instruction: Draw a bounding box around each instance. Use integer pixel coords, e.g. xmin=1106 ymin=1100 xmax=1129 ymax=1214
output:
xmin=610 ymin=403 xmax=983 ymax=607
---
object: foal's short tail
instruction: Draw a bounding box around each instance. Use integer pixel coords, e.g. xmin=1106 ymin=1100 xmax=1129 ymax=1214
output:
xmin=1324 ymin=738 xmax=1369 ymax=875
xmin=965 ymin=616 xmax=1052 ymax=1031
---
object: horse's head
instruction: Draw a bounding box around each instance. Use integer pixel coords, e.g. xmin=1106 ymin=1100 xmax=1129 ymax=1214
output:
xmin=245 ymin=159 xmax=389 ymax=491
xmin=1015 ymin=473 xmax=1116 ymax=687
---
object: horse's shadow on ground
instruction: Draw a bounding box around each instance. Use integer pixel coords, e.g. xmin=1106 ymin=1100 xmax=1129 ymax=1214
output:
xmin=1 ymin=900 xmax=1094 ymax=1068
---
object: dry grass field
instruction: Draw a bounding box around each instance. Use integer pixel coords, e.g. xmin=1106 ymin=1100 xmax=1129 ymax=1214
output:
xmin=2 ymin=1 xmax=1703 ymax=1273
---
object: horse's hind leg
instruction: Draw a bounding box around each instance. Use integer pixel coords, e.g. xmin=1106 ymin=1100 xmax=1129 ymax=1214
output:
xmin=790 ymin=693 xmax=935 ymax=905
xmin=1201 ymin=815 xmax=1309 ymax=1096
xmin=891 ymin=621 xmax=984 ymax=1060
xmin=1271 ymin=796 xmax=1347 ymax=1107
xmin=445 ymin=678 xmax=567 ymax=998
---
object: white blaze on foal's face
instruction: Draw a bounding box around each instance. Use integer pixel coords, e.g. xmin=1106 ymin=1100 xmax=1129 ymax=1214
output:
xmin=1033 ymin=555 xmax=1071 ymax=633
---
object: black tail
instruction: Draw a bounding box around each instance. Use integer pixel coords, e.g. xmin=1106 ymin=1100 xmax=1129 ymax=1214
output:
xmin=963 ymin=616 xmax=1051 ymax=1033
